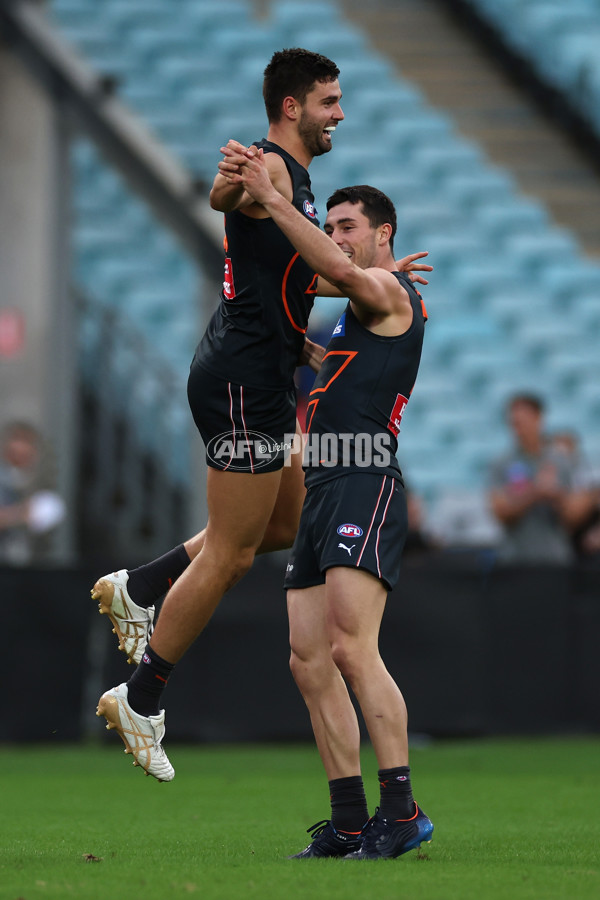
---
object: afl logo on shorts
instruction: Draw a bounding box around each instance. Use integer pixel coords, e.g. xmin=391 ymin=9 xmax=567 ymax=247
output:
xmin=337 ymin=523 xmax=363 ymax=538
xmin=207 ymin=431 xmax=293 ymax=471
xmin=303 ymin=200 xmax=317 ymax=219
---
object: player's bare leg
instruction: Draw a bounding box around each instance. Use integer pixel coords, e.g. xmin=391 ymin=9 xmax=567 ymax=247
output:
xmin=149 ymin=465 xmax=283 ymax=663
xmin=288 ymin=583 xmax=361 ymax=780
xmin=325 ymin=566 xmax=409 ymax=768
xmin=288 ymin=582 xmax=367 ymax=858
xmin=97 ymin=465 xmax=284 ymax=774
xmin=260 ymin=419 xmax=305 ymax=552
xmin=182 ymin=419 xmax=305 ymax=559
xmin=93 ymin=423 xmax=304 ymax=663
xmin=289 ymin=567 xmax=433 ymax=859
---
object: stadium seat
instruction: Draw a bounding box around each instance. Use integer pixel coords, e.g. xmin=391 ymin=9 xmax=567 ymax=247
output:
xmin=124 ymin=25 xmax=199 ymax=63
xmin=502 ymin=229 xmax=579 ymax=270
xmin=576 ymin=382 xmax=600 ymax=430
xmin=394 ymin=199 xmax=457 ymax=234
xmin=441 ymin=168 xmax=517 ymax=210
xmin=382 ymin=111 xmax=456 ymax=154
xmin=471 ymin=198 xmax=549 ymax=240
xmin=206 ymin=26 xmax=280 ymax=59
xmin=342 ymin=83 xmax=425 ymax=127
xmin=101 ymin=2 xmax=173 ymax=33
xmin=406 ymin=369 xmax=464 ymax=409
xmin=157 ymin=56 xmax=232 ymax=92
xmin=484 ymin=290 xmax=553 ymax=332
xmin=180 ymin=84 xmax=259 ymax=119
xmin=445 ymin=262 xmax=525 ymax=306
xmin=178 ymin=0 xmax=252 ymax=27
xmin=539 ymin=261 xmax=600 ymax=296
xmin=516 ymin=319 xmax=588 ymax=362
xmin=405 ymin=141 xmax=485 ymax=182
xmin=323 ymin=143 xmax=405 ymax=183
xmin=407 ymin=233 xmax=491 ymax=270
xmin=270 ymin=0 xmax=342 ymax=27
xmin=421 ymin=406 xmax=501 ymax=447
xmin=537 ymin=346 xmax=600 ymax=392
xmin=285 ymin=25 xmax=369 ymax=60
xmin=119 ymin=84 xmax=173 ymax=117
xmin=574 ymin=293 xmax=600 ymax=332
xmin=333 ymin=56 xmax=396 ymax=92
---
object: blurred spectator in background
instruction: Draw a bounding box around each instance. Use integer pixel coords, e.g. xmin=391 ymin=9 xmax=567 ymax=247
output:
xmin=402 ymin=487 xmax=436 ymax=558
xmin=0 ymin=421 xmax=65 ymax=565
xmin=550 ymin=430 xmax=600 ymax=564
xmin=488 ymin=394 xmax=582 ymax=565
xmin=426 ymin=487 xmax=502 ymax=552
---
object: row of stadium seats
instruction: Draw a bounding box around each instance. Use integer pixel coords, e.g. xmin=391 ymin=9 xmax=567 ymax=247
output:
xmin=48 ymin=0 xmax=600 ymax=500
xmin=463 ymin=0 xmax=600 ymax=134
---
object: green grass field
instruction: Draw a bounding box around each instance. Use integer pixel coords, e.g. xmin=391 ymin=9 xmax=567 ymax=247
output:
xmin=1 ymin=738 xmax=599 ymax=900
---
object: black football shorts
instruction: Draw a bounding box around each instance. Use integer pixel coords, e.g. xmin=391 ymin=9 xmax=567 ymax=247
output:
xmin=187 ymin=361 xmax=297 ymax=473
xmin=284 ymin=472 xmax=408 ymax=592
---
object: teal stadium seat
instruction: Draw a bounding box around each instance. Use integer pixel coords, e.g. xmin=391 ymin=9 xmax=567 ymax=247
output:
xmin=484 ymin=290 xmax=553 ymax=333
xmin=177 ymin=0 xmax=252 ymax=28
xmin=341 ymin=83 xmax=425 ymax=126
xmin=443 ymin=262 xmax=525 ymax=305
xmin=537 ymin=261 xmax=600 ymax=299
xmin=330 ymin=56 xmax=396 ymax=93
xmin=270 ymin=0 xmax=343 ymax=33
xmin=502 ymin=229 xmax=579 ymax=271
xmin=205 ymin=25 xmax=281 ymax=59
xmin=285 ymin=26 xmax=369 ymax=61
xmin=441 ymin=168 xmax=517 ymax=210
xmin=404 ymin=141 xmax=485 ymax=183
xmin=381 ymin=111 xmax=455 ymax=154
xmin=516 ymin=319 xmax=589 ymax=362
xmin=471 ymin=198 xmax=549 ymax=240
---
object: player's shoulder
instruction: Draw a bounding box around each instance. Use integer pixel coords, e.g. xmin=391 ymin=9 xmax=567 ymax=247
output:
xmin=263 ymin=150 xmax=288 ymax=174
xmin=261 ymin=151 xmax=293 ymax=201
xmin=368 ymin=267 xmax=412 ymax=300
xmin=366 ymin=266 xmax=406 ymax=284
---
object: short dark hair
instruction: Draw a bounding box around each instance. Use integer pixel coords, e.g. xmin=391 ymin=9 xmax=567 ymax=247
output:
xmin=326 ymin=185 xmax=397 ymax=252
xmin=508 ymin=393 xmax=545 ymax=415
xmin=263 ymin=48 xmax=340 ymax=123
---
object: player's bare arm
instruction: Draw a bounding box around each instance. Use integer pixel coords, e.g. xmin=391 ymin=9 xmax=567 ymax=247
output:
xmin=210 ymin=140 xmax=292 ymax=216
xmin=316 ymin=251 xmax=432 ymax=297
xmin=298 ymin=337 xmax=325 ymax=373
xmin=236 ymin=149 xmax=412 ymax=325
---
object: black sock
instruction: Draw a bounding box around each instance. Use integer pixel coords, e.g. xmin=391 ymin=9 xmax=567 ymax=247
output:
xmin=378 ymin=766 xmax=415 ymax=820
xmin=329 ymin=776 xmax=369 ymax=833
xmin=126 ymin=544 xmax=191 ymax=608
xmin=126 ymin=645 xmax=175 ymax=717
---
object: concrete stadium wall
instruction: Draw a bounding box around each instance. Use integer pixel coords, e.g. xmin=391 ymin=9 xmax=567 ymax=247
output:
xmin=0 ymin=46 xmax=76 ymax=562
xmin=2 ymin=555 xmax=599 ymax=743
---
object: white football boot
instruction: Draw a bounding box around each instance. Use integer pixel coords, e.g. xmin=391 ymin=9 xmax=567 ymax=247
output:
xmin=96 ymin=683 xmax=174 ymax=782
xmin=91 ymin=569 xmax=154 ymax=665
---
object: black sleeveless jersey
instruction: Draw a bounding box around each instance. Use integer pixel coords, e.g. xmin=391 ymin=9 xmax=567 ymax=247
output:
xmin=303 ymin=272 xmax=427 ymax=488
xmin=194 ymin=140 xmax=320 ymax=390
